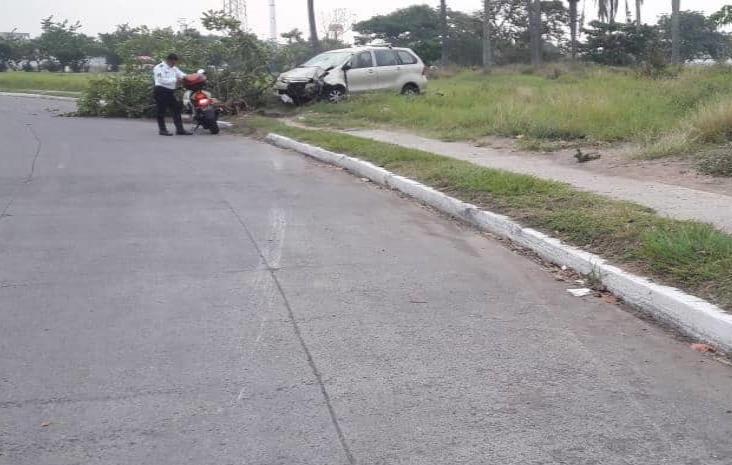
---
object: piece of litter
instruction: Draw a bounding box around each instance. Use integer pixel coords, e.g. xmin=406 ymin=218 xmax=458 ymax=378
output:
xmin=575 ymin=279 xmax=586 ymax=285
xmin=567 ymin=288 xmax=592 ymax=297
xmin=361 ymin=178 xmax=371 ymax=182
xmin=561 ymin=266 xmax=568 ymax=271
xmin=40 ymin=421 xmax=50 ymax=427
xmin=690 ymin=343 xmax=716 ymax=353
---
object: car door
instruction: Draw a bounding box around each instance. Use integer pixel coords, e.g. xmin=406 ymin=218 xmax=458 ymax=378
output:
xmin=345 ymin=51 xmax=378 ymax=93
xmin=373 ymin=49 xmax=401 ymax=90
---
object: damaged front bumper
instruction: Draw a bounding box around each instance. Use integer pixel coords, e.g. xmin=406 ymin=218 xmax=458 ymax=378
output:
xmin=274 ymin=79 xmax=320 ymax=104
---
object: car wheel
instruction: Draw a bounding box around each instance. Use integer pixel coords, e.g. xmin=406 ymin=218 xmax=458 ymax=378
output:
xmin=401 ymin=84 xmax=420 ymax=96
xmin=326 ymin=86 xmax=347 ymax=103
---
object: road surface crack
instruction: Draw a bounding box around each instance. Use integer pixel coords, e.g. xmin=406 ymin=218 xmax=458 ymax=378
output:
xmin=24 ymin=123 xmax=43 ymax=184
xmin=225 ymin=200 xmax=357 ymax=465
xmin=0 ymin=123 xmax=43 ymax=222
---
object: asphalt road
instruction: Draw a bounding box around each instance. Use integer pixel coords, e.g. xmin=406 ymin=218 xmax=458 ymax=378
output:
xmin=1 ymin=96 xmax=732 ymax=465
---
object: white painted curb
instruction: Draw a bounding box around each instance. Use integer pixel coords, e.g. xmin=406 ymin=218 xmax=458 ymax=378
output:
xmin=0 ymin=91 xmax=78 ymax=102
xmin=266 ymin=133 xmax=732 ymax=352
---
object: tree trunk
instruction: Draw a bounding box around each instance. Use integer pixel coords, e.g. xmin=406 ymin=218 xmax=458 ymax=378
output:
xmin=307 ymin=0 xmax=319 ymax=52
xmin=529 ymin=0 xmax=542 ymax=67
xmin=671 ymin=0 xmax=680 ymax=64
xmin=440 ymin=0 xmax=449 ymax=67
xmin=569 ymin=0 xmax=578 ymax=61
xmin=482 ymin=0 xmax=493 ymax=69
xmin=636 ymin=0 xmax=642 ymax=27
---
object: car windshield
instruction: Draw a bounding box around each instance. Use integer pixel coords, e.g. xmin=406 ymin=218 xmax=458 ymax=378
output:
xmin=301 ymin=51 xmax=352 ymax=69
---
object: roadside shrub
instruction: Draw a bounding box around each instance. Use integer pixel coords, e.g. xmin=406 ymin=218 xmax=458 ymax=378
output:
xmin=205 ymin=69 xmax=274 ymax=113
xmin=77 ymin=71 xmax=154 ymax=117
xmin=697 ymin=147 xmax=732 ymax=176
xmin=77 ymin=69 xmax=274 ymax=117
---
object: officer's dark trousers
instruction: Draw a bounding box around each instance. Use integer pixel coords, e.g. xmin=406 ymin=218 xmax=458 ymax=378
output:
xmin=153 ymin=86 xmax=184 ymax=133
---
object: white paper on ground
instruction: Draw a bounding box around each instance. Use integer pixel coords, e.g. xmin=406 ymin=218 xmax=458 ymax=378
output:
xmin=567 ymin=288 xmax=592 ymax=297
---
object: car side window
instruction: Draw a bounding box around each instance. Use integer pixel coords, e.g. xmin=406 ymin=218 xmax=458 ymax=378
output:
xmin=397 ymin=51 xmax=418 ymax=65
xmin=352 ymin=51 xmax=374 ymax=69
xmin=374 ymin=50 xmax=400 ymax=67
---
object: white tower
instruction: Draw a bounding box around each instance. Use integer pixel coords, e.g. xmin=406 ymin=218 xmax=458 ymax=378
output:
xmin=269 ymin=0 xmax=277 ymax=42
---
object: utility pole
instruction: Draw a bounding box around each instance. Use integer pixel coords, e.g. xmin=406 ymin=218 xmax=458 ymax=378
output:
xmin=671 ymin=0 xmax=681 ymax=65
xmin=529 ymin=0 xmax=542 ymax=68
xmin=482 ymin=0 xmax=493 ymax=70
xmin=440 ymin=0 xmax=448 ymax=67
xmin=308 ymin=0 xmax=319 ymax=52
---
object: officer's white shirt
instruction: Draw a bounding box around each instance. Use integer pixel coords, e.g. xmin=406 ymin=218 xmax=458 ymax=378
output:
xmin=153 ymin=62 xmax=185 ymax=90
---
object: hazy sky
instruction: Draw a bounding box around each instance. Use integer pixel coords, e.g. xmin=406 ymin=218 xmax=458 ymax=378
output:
xmin=4 ymin=0 xmax=730 ymax=39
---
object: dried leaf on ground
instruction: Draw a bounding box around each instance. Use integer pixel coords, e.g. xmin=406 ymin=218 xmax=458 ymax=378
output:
xmin=690 ymin=343 xmax=716 ymax=353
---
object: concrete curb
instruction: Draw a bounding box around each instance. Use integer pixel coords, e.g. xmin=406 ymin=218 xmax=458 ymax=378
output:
xmin=0 ymin=91 xmax=78 ymax=102
xmin=266 ymin=133 xmax=732 ymax=352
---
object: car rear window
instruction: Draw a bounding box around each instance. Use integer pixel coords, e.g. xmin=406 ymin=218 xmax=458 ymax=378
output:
xmin=374 ymin=50 xmax=400 ymax=67
xmin=397 ymin=51 xmax=418 ymax=65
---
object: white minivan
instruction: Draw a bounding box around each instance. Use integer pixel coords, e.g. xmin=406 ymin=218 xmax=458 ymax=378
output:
xmin=275 ymin=46 xmax=428 ymax=104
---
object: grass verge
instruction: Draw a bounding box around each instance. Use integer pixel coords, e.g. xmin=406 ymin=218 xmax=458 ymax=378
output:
xmin=300 ymin=66 xmax=732 ymax=144
xmin=242 ymin=115 xmax=732 ymax=311
xmin=645 ymin=99 xmax=732 ymax=161
xmin=0 ymin=71 xmax=94 ymax=94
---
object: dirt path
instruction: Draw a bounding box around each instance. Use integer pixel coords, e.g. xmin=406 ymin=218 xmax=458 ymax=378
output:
xmin=343 ymin=129 xmax=732 ymax=234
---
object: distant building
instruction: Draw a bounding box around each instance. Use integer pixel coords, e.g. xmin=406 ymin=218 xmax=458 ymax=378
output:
xmin=0 ymin=31 xmax=31 ymax=40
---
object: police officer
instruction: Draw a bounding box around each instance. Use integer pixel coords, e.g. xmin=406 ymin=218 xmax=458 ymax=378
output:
xmin=153 ymin=53 xmax=192 ymax=136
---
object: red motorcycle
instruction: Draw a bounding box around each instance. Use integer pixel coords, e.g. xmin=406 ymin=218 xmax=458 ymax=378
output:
xmin=182 ymin=71 xmax=220 ymax=135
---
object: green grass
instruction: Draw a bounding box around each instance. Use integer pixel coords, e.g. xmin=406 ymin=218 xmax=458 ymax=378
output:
xmin=243 ymin=115 xmax=732 ymax=311
xmin=646 ymin=98 xmax=732 ymax=159
xmin=0 ymin=71 xmax=95 ymax=94
xmin=301 ymin=66 xmax=732 ymax=145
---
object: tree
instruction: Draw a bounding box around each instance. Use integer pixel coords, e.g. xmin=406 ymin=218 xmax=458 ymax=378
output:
xmin=355 ymin=0 xmax=567 ymax=66
xmin=308 ymin=0 xmax=319 ymax=52
xmin=281 ymin=28 xmax=304 ymax=44
xmin=671 ymin=0 xmax=680 ymax=64
xmin=711 ymin=5 xmax=732 ymax=27
xmin=582 ymin=20 xmax=661 ymax=65
xmin=596 ymin=0 xmax=619 ymax=24
xmin=98 ymin=24 xmax=143 ymax=71
xmin=354 ymin=5 xmax=441 ymax=63
xmin=0 ymin=40 xmax=12 ymax=71
xmin=659 ymin=10 xmax=728 ymax=62
xmin=483 ymin=0 xmax=494 ymax=68
xmin=528 ymin=0 xmax=542 ymax=67
xmin=568 ymin=0 xmax=579 ymax=59
xmin=37 ymin=16 xmax=96 ymax=71
xmin=440 ymin=0 xmax=449 ymax=66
